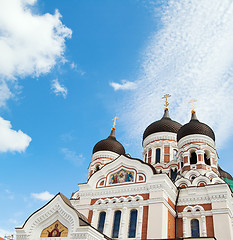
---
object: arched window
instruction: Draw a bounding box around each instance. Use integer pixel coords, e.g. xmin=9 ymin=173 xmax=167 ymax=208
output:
xmin=112 ymin=210 xmax=121 ymax=238
xmin=97 ymin=212 xmax=106 ymax=233
xmin=190 ymin=152 xmax=197 ymax=164
xmin=128 ymin=209 xmax=138 ymax=238
xmin=170 ymin=169 xmax=177 ymax=181
xmin=155 ymin=148 xmax=161 ymax=163
xmin=204 ymin=153 xmax=210 ymax=166
xmin=173 ymin=149 xmax=178 ymax=161
xmin=191 ymin=219 xmax=200 ymax=237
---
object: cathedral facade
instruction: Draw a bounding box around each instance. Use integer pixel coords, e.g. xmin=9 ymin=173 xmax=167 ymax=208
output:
xmin=16 ymin=105 xmax=233 ymax=240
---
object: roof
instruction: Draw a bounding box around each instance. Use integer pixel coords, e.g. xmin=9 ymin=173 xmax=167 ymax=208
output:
xmin=93 ymin=128 xmax=125 ymax=155
xmin=16 ymin=192 xmax=89 ymax=229
xmin=177 ymin=112 xmax=215 ymax=142
xmin=143 ymin=109 xmax=182 ymax=141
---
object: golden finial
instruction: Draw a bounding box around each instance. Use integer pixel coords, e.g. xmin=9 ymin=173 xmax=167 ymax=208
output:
xmin=189 ymin=99 xmax=197 ymax=113
xmin=162 ymin=94 xmax=171 ymax=110
xmin=112 ymin=116 xmax=118 ymax=130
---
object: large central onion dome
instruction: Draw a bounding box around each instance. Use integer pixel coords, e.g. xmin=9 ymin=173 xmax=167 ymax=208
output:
xmin=143 ymin=109 xmax=182 ymax=141
xmin=177 ymin=111 xmax=215 ymax=142
xmin=93 ymin=128 xmax=125 ymax=155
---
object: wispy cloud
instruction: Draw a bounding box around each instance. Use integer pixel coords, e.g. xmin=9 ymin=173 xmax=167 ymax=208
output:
xmin=121 ymin=0 xmax=233 ymax=148
xmin=0 ymin=117 xmax=31 ymax=153
xmin=51 ymin=79 xmax=68 ymax=98
xmin=61 ymin=148 xmax=85 ymax=166
xmin=110 ymin=80 xmax=137 ymax=91
xmin=70 ymin=62 xmax=85 ymax=76
xmin=31 ymin=191 xmax=54 ymax=201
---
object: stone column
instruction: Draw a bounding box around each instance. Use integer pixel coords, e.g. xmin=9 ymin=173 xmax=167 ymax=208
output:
xmin=183 ymin=152 xmax=190 ymax=166
xmin=196 ymin=150 xmax=204 ymax=163
xmin=91 ymin=209 xmax=98 ymax=228
xmin=119 ymin=207 xmax=128 ymax=239
xmin=136 ymin=205 xmax=144 ymax=239
xmin=103 ymin=208 xmax=112 ymax=237
xmin=183 ymin=216 xmax=188 ymax=237
xmin=201 ymin=215 xmax=207 ymax=237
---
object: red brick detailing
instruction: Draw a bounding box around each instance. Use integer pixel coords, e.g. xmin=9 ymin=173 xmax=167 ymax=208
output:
xmin=88 ymin=210 xmax=93 ymax=224
xmin=184 ymin=156 xmax=188 ymax=164
xmin=141 ymin=206 xmax=148 ymax=240
xmin=212 ymin=167 xmax=218 ymax=173
xmin=90 ymin=193 xmax=149 ymax=206
xmin=198 ymin=154 xmax=204 ymax=162
xmin=90 ymin=170 xmax=93 ymax=176
xmin=99 ymin=180 xmax=104 ymax=186
xmin=180 ymin=184 xmax=187 ymax=188
xmin=90 ymin=199 xmax=98 ymax=205
xmin=177 ymin=203 xmax=212 ymax=213
xmin=148 ymin=149 xmax=152 ymax=164
xmin=168 ymin=210 xmax=175 ymax=239
xmin=198 ymin=182 xmax=206 ymax=186
xmin=206 ymin=216 xmax=215 ymax=237
xmin=182 ymin=166 xmax=190 ymax=171
xmin=168 ymin=198 xmax=175 ymax=210
xmin=139 ymin=175 xmax=143 ymax=181
xmin=177 ymin=218 xmax=183 ymax=238
xmin=164 ymin=146 xmax=170 ymax=163
xmin=196 ymin=164 xmax=207 ymax=169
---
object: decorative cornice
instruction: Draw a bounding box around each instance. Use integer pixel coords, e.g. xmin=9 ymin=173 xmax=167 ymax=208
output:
xmin=143 ymin=132 xmax=177 ymax=148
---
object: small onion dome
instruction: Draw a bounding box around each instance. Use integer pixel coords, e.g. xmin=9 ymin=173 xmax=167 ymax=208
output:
xmin=93 ymin=128 xmax=125 ymax=155
xmin=177 ymin=111 xmax=215 ymax=142
xmin=143 ymin=109 xmax=182 ymax=141
xmin=218 ymin=166 xmax=233 ymax=181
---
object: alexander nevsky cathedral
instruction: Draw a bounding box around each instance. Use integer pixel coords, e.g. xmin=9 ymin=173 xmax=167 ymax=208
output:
xmin=16 ymin=96 xmax=233 ymax=240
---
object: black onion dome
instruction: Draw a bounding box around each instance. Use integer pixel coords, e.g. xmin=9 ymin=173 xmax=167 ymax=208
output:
xmin=177 ymin=111 xmax=215 ymax=142
xmin=93 ymin=128 xmax=125 ymax=155
xmin=143 ymin=109 xmax=182 ymax=141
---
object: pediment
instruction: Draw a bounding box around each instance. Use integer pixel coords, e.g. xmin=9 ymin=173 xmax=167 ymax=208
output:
xmin=86 ymin=155 xmax=155 ymax=189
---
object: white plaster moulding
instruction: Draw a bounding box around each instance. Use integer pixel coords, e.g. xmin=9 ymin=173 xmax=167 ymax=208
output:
xmin=143 ymin=132 xmax=177 ymax=148
xmin=178 ymin=134 xmax=215 ymax=149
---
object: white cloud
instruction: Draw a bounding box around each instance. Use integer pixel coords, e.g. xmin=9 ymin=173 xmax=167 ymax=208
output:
xmin=0 ymin=0 xmax=72 ymax=80
xmin=0 ymin=0 xmax=71 ymax=153
xmin=51 ymin=79 xmax=67 ymax=98
xmin=110 ymin=80 xmax=137 ymax=91
xmin=31 ymin=191 xmax=54 ymax=201
xmin=61 ymin=148 xmax=85 ymax=166
xmin=0 ymin=117 xmax=31 ymax=153
xmin=121 ymin=0 xmax=233 ymax=148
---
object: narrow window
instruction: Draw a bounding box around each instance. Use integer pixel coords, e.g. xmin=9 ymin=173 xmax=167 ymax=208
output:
xmin=170 ymin=169 xmax=177 ymax=181
xmin=191 ymin=219 xmax=200 ymax=237
xmin=173 ymin=149 xmax=178 ymax=161
xmin=190 ymin=152 xmax=197 ymax=164
xmin=156 ymin=148 xmax=161 ymax=163
xmin=128 ymin=209 xmax=138 ymax=238
xmin=204 ymin=153 xmax=210 ymax=166
xmin=97 ymin=212 xmax=106 ymax=233
xmin=112 ymin=210 xmax=121 ymax=238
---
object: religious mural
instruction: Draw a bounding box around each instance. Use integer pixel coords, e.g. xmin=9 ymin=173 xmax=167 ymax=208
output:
xmin=109 ymin=169 xmax=134 ymax=184
xmin=40 ymin=220 xmax=68 ymax=238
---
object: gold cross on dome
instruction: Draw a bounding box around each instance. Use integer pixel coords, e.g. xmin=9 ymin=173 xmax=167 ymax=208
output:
xmin=189 ymin=99 xmax=197 ymax=113
xmin=162 ymin=94 xmax=171 ymax=110
xmin=112 ymin=116 xmax=119 ymax=129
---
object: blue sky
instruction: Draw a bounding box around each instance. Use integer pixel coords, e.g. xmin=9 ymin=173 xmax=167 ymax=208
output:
xmin=1 ymin=0 xmax=233 ymax=236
